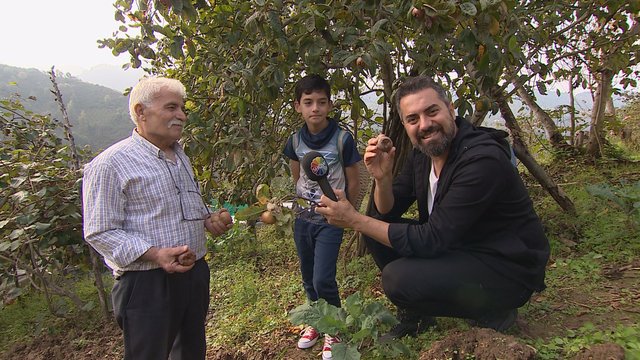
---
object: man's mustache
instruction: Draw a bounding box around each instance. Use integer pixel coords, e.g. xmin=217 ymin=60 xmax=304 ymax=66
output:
xmin=167 ymin=119 xmax=184 ymax=128
xmin=419 ymin=124 xmax=442 ymax=137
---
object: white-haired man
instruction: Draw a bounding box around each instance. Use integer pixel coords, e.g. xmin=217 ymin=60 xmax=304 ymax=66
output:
xmin=83 ymin=77 xmax=232 ymax=359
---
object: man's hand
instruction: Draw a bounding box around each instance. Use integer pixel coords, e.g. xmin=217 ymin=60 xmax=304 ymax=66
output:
xmin=316 ymin=189 xmax=393 ymax=247
xmin=142 ymin=245 xmax=196 ymax=273
xmin=364 ymin=135 xmax=396 ymax=181
xmin=314 ymin=189 xmax=360 ymax=229
xmin=205 ymin=208 xmax=233 ymax=237
xmin=177 ymin=248 xmax=196 ymax=266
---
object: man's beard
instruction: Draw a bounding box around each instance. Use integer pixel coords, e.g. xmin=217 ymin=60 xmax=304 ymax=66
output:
xmin=415 ymin=123 xmax=455 ymax=157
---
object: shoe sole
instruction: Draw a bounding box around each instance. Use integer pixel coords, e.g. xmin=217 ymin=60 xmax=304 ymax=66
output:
xmin=297 ymin=337 xmax=319 ymax=349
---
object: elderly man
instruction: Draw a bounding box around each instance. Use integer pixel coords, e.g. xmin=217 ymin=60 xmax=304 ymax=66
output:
xmin=316 ymin=76 xmax=549 ymax=338
xmin=82 ymin=77 xmax=232 ymax=359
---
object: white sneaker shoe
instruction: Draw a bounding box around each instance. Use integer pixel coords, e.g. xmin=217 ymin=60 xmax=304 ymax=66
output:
xmin=297 ymin=326 xmax=320 ymax=349
xmin=322 ymin=334 xmax=340 ymax=360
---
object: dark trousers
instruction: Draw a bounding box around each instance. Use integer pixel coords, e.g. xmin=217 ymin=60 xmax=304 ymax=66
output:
xmin=365 ymin=235 xmax=532 ymax=319
xmin=112 ymin=258 xmax=210 ymax=360
xmin=294 ymin=218 xmax=344 ymax=307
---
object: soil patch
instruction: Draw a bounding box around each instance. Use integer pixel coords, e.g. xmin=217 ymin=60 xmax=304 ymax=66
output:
xmin=419 ymin=328 xmax=536 ymax=360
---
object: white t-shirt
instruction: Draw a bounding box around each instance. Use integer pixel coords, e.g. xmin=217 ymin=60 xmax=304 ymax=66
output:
xmin=428 ymin=162 xmax=438 ymax=214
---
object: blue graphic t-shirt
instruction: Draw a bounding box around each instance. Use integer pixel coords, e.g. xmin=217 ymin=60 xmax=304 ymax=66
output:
xmin=283 ymin=120 xmax=361 ymax=203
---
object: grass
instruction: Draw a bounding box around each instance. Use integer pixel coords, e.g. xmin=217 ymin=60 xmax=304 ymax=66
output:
xmin=0 ymin=275 xmax=110 ymax=353
xmin=2 ymin=157 xmax=640 ymax=359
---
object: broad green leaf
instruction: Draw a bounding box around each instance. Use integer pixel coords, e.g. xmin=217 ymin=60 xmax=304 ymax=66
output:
xmin=0 ymin=241 xmax=11 ymax=252
xmin=256 ymin=184 xmax=271 ymax=205
xmin=288 ymin=302 xmax=322 ymax=325
xmin=330 ymin=342 xmax=361 ymax=360
xmin=351 ymin=327 xmax=372 ymax=343
xmin=233 ymin=205 xmax=265 ymax=221
xmin=460 ymin=2 xmax=477 ymax=16
xmin=9 ymin=229 xmax=24 ymax=240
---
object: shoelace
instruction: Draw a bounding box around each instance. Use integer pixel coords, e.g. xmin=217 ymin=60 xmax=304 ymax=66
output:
xmin=300 ymin=327 xmax=318 ymax=340
xmin=323 ymin=336 xmax=340 ymax=349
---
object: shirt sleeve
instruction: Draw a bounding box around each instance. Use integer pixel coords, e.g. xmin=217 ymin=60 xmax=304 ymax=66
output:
xmin=283 ymin=136 xmax=297 ymax=161
xmin=82 ymin=161 xmax=152 ymax=268
xmin=341 ymin=133 xmax=362 ymax=167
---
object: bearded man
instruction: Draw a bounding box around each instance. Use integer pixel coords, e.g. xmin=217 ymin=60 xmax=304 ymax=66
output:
xmin=315 ymin=76 xmax=549 ymax=338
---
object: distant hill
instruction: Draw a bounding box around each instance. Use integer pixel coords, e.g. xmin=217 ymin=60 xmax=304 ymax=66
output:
xmin=77 ymin=64 xmax=144 ymax=93
xmin=0 ymin=64 xmax=133 ymax=151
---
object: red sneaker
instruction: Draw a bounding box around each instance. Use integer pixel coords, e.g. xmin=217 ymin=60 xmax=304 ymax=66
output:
xmin=297 ymin=326 xmax=320 ymax=349
xmin=322 ymin=334 xmax=340 ymax=360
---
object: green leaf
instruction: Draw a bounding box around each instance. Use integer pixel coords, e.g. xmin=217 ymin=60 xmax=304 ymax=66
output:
xmin=9 ymin=229 xmax=24 ymax=240
xmin=460 ymin=2 xmax=477 ymax=16
xmin=35 ymin=222 xmax=52 ymax=232
xmin=170 ymin=36 xmax=185 ymax=58
xmin=370 ymin=19 xmax=388 ymax=36
xmin=288 ymin=302 xmax=322 ymax=325
xmin=233 ymin=205 xmax=265 ymax=221
xmin=351 ymin=327 xmax=372 ymax=343
xmin=0 ymin=241 xmax=11 ymax=252
xmin=10 ymin=239 xmax=22 ymax=252
xmin=305 ymin=16 xmax=316 ymax=32
xmin=256 ymin=184 xmax=271 ymax=204
xmin=330 ymin=342 xmax=361 ymax=360
xmin=10 ymin=176 xmax=27 ymax=188
xmin=508 ymin=36 xmax=520 ymax=56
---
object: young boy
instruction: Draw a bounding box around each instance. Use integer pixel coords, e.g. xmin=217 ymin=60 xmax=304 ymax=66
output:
xmin=283 ymin=74 xmax=361 ymax=359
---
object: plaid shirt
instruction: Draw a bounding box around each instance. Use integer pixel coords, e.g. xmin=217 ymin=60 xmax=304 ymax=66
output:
xmin=82 ymin=130 xmax=208 ymax=275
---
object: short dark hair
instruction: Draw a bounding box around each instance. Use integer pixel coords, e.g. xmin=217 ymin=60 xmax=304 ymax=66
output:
xmin=395 ymin=76 xmax=451 ymax=118
xmin=294 ymin=74 xmax=331 ymax=102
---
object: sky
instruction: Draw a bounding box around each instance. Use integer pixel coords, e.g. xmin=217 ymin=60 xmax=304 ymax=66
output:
xmin=0 ymin=0 xmax=144 ymax=91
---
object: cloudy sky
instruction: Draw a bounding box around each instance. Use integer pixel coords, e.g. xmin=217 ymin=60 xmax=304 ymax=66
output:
xmin=0 ymin=0 xmax=144 ymax=90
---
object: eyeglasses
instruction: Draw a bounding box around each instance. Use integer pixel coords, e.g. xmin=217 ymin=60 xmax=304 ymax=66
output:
xmin=164 ymin=154 xmax=211 ymax=221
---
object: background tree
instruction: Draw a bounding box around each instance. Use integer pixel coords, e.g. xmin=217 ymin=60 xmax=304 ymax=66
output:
xmin=0 ymin=94 xmax=91 ymax=314
xmin=100 ymin=0 xmax=639 ymax=214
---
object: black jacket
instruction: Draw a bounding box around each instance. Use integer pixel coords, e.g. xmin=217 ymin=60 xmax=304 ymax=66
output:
xmin=378 ymin=117 xmax=549 ymax=292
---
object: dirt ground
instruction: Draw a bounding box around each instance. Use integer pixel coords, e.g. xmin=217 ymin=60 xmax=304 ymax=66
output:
xmin=2 ymin=262 xmax=638 ymax=360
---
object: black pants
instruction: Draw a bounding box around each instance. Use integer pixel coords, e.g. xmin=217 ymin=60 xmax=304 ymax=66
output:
xmin=112 ymin=258 xmax=210 ymax=360
xmin=365 ymin=235 xmax=532 ymax=319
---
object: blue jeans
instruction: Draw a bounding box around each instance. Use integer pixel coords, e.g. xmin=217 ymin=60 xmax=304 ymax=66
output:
xmin=294 ymin=218 xmax=344 ymax=307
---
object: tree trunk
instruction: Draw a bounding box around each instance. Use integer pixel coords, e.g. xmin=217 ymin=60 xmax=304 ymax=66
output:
xmin=358 ymin=55 xmax=401 ymax=256
xmin=605 ymin=93 xmax=616 ymax=118
xmin=494 ymin=88 xmax=576 ymax=214
xmin=586 ymin=69 xmax=613 ymax=157
xmin=471 ymin=108 xmax=488 ymax=126
xmin=515 ymin=85 xmax=570 ymax=150
xmin=569 ymin=73 xmax=576 ymax=146
xmin=50 ymin=67 xmax=111 ymax=318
